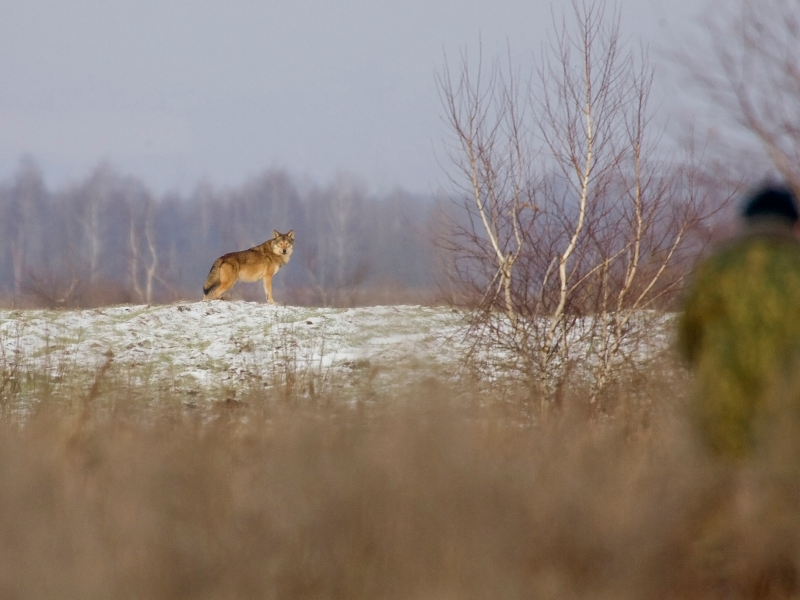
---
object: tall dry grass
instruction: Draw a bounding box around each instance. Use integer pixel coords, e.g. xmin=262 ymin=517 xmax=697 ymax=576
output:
xmin=0 ymin=369 xmax=798 ymax=600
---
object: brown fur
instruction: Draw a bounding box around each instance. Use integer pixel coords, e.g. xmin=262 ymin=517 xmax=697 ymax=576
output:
xmin=203 ymin=230 xmax=294 ymax=304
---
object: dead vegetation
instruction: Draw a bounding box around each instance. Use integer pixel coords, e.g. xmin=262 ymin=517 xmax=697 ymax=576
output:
xmin=0 ymin=353 xmax=796 ymax=599
xmin=436 ymin=1 xmax=733 ymax=408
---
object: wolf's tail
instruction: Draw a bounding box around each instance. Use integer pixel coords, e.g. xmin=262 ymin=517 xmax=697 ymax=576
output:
xmin=203 ymin=259 xmax=222 ymax=297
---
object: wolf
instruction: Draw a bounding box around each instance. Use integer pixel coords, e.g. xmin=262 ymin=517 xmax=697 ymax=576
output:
xmin=203 ymin=230 xmax=294 ymax=303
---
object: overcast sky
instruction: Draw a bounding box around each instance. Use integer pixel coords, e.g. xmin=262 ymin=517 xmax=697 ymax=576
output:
xmin=0 ymin=0 xmax=706 ymax=195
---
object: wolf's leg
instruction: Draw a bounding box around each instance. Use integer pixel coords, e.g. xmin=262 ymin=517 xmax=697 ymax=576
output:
xmin=202 ymin=281 xmax=220 ymax=300
xmin=203 ymin=284 xmax=219 ymax=301
xmin=263 ymin=274 xmax=275 ymax=304
xmin=210 ymin=263 xmax=237 ymax=299
xmin=203 ymin=261 xmax=221 ymax=300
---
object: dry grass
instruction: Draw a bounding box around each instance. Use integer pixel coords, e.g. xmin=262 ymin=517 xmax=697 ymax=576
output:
xmin=0 ymin=368 xmax=798 ymax=600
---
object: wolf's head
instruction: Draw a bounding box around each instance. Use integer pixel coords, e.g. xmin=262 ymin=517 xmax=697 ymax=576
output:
xmin=271 ymin=230 xmax=295 ymax=257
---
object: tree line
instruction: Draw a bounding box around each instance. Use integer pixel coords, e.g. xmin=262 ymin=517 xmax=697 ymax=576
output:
xmin=0 ymin=160 xmax=440 ymax=308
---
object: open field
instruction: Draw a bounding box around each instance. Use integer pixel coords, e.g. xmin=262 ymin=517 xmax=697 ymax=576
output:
xmin=0 ymin=301 xmax=673 ymax=418
xmin=0 ymin=303 xmax=798 ymax=599
xmin=0 ymin=303 xmax=472 ymax=419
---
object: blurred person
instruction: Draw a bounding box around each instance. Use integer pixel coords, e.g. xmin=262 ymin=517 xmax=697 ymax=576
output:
xmin=677 ymin=184 xmax=800 ymax=460
xmin=678 ymin=184 xmax=800 ymax=598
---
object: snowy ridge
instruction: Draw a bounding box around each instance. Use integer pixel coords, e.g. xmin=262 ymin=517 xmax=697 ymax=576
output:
xmin=0 ymin=302 xmax=674 ymax=406
xmin=0 ymin=302 xmax=468 ymax=396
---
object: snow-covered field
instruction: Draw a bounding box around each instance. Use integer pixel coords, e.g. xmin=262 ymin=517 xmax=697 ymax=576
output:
xmin=0 ymin=302 xmax=473 ymax=402
xmin=0 ymin=301 xmax=674 ymax=411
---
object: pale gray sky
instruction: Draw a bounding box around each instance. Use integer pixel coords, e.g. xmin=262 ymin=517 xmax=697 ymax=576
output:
xmin=0 ymin=0 xmax=706 ymax=195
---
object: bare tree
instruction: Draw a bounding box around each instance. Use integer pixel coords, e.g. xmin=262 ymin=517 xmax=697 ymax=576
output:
xmin=437 ymin=46 xmax=537 ymax=324
xmin=438 ymin=0 xmax=722 ymax=407
xmin=76 ymin=164 xmax=117 ymax=284
xmin=6 ymin=160 xmax=47 ymax=298
xmin=684 ymin=0 xmax=800 ymax=193
xmin=301 ymin=176 xmax=373 ymax=307
xmin=129 ymin=197 xmax=162 ymax=304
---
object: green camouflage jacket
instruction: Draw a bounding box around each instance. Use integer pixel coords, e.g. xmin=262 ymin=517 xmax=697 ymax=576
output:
xmin=677 ymin=226 xmax=800 ymax=458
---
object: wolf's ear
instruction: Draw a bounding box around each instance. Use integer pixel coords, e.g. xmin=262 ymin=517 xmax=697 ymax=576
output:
xmin=287 ymin=230 xmax=294 ymax=240
xmin=273 ymin=230 xmax=280 ymax=239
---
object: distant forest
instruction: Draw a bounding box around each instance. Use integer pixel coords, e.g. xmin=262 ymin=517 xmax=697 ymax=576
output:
xmin=0 ymin=160 xmax=441 ymax=308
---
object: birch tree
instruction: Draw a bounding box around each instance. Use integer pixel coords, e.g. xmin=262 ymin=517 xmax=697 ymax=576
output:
xmin=129 ymin=196 xmax=161 ymax=304
xmin=439 ymin=0 xmax=720 ymax=407
xmin=437 ymin=48 xmax=537 ymax=324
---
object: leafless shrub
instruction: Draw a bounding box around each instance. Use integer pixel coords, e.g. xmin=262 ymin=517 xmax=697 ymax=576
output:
xmin=438 ymin=0 xmax=729 ymax=407
xmin=21 ymin=268 xmax=82 ymax=308
xmin=19 ymin=270 xmax=135 ymax=309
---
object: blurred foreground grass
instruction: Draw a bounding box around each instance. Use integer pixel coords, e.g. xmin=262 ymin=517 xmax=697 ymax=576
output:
xmin=0 ymin=361 xmax=798 ymax=599
xmin=1 ymin=305 xmax=799 ymax=599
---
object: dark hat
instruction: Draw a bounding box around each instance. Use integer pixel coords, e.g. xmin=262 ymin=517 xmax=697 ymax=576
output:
xmin=742 ymin=184 xmax=799 ymax=223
